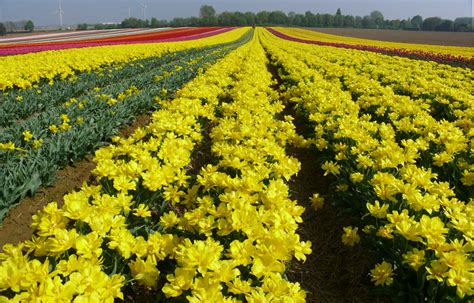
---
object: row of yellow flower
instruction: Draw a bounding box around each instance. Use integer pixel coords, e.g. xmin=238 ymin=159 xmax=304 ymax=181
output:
xmin=273 ymin=36 xmax=473 ymax=185
xmin=275 ymin=28 xmax=473 ymax=126
xmin=260 ymin=29 xmax=473 ymax=300
xmin=0 ymin=30 xmax=311 ymax=302
xmin=0 ymin=28 xmax=249 ymax=91
xmin=274 ymin=30 xmax=473 ymax=194
xmin=273 ymin=27 xmax=474 ymax=58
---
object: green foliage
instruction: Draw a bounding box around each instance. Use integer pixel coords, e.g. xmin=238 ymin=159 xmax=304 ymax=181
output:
xmin=146 ymin=7 xmax=467 ymax=32
xmin=199 ymin=5 xmax=217 ymax=25
xmin=454 ymin=17 xmax=474 ymax=31
xmin=0 ymin=22 xmax=5 ymax=36
xmin=120 ymin=17 xmax=148 ymax=28
xmin=422 ymin=17 xmax=443 ymax=31
xmin=370 ymin=10 xmax=384 ymax=28
xmin=437 ymin=19 xmax=454 ymax=31
xmin=76 ymin=23 xmax=88 ymax=30
xmin=411 ymin=15 xmax=423 ymax=29
xmin=24 ymin=20 xmax=34 ymax=32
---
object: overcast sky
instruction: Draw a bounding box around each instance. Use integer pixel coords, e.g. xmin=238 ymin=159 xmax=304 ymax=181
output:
xmin=0 ymin=0 xmax=472 ymax=27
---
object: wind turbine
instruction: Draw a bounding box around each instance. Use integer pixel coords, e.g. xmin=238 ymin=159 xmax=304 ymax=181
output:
xmin=140 ymin=2 xmax=147 ymax=20
xmin=55 ymin=0 xmax=65 ymax=29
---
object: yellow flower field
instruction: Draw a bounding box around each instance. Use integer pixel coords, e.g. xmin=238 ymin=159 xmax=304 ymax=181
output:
xmin=0 ymin=28 xmax=248 ymax=90
xmin=0 ymin=27 xmax=472 ymax=302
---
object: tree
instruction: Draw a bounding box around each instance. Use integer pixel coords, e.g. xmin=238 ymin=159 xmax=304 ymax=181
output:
xmin=321 ymin=14 xmax=335 ymax=27
xmin=422 ymin=17 xmax=442 ymax=31
xmin=121 ymin=17 xmax=147 ymax=28
xmin=343 ymin=15 xmax=355 ymax=27
xmin=454 ymin=17 xmax=473 ymax=31
xmin=218 ymin=12 xmax=233 ymax=26
xmin=304 ymin=11 xmax=316 ymax=27
xmin=150 ymin=17 xmax=159 ymax=28
xmin=370 ymin=10 xmax=384 ymax=28
xmin=200 ymin=5 xmax=217 ymax=25
xmin=335 ymin=8 xmax=343 ymax=27
xmin=232 ymin=12 xmax=247 ymax=26
xmin=411 ymin=15 xmax=423 ymax=29
xmin=401 ymin=19 xmax=414 ymax=30
xmin=256 ymin=11 xmax=270 ymax=25
xmin=244 ymin=12 xmax=256 ymax=25
xmin=362 ymin=15 xmax=375 ymax=28
xmin=268 ymin=11 xmax=288 ymax=25
xmin=200 ymin=5 xmax=216 ymax=19
xmin=0 ymin=23 xmax=5 ymax=36
xmin=24 ymin=20 xmax=34 ymax=32
xmin=354 ymin=16 xmax=363 ymax=28
xmin=170 ymin=17 xmax=187 ymax=27
xmin=76 ymin=23 xmax=88 ymax=30
xmin=290 ymin=13 xmax=305 ymax=26
xmin=436 ymin=19 xmax=454 ymax=31
xmin=388 ymin=19 xmax=401 ymax=29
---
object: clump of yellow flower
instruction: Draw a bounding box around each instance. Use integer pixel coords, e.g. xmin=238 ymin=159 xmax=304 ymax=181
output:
xmin=370 ymin=261 xmax=395 ymax=286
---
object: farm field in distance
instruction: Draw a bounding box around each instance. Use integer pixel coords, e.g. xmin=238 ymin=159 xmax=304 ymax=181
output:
xmin=0 ymin=25 xmax=472 ymax=303
xmin=309 ymin=27 xmax=474 ymax=47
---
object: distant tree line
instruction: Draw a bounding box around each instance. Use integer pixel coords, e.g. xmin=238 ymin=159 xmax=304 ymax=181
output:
xmin=74 ymin=5 xmax=473 ymax=32
xmin=0 ymin=20 xmax=35 ymax=36
xmin=126 ymin=6 xmax=472 ymax=32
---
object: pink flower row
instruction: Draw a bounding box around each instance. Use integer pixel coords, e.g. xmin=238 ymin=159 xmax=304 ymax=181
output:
xmin=267 ymin=28 xmax=474 ymax=70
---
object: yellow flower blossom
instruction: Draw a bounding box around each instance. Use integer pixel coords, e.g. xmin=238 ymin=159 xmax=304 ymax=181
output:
xmin=366 ymin=200 xmax=389 ymax=219
xmin=341 ymin=226 xmax=360 ymax=246
xmin=370 ymin=261 xmax=394 ymax=286
xmin=133 ymin=204 xmax=152 ymax=218
xmin=22 ymin=130 xmax=33 ymax=142
xmin=402 ymin=248 xmax=425 ymax=271
xmin=130 ymin=257 xmax=160 ymax=289
xmin=310 ymin=193 xmax=324 ymax=210
xmin=0 ymin=141 xmax=16 ymax=151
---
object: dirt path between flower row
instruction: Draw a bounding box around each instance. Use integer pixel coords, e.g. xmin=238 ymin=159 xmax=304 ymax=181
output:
xmin=0 ymin=114 xmax=151 ymax=248
xmin=265 ymin=53 xmax=386 ymax=302
xmin=283 ymin=104 xmax=387 ymax=303
xmin=310 ymin=28 xmax=474 ymax=47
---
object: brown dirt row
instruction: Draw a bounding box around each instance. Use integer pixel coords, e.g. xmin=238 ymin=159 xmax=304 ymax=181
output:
xmin=0 ymin=114 xmax=151 ymax=248
xmin=310 ymin=27 xmax=474 ymax=47
xmin=284 ymin=105 xmax=387 ymax=303
xmin=267 ymin=52 xmax=385 ymax=301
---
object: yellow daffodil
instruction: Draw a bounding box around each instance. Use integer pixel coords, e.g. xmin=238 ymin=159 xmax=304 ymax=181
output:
xmin=341 ymin=226 xmax=360 ymax=246
xmin=370 ymin=261 xmax=394 ymax=286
